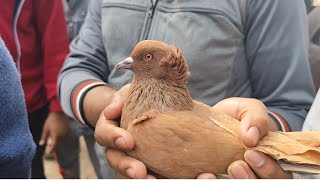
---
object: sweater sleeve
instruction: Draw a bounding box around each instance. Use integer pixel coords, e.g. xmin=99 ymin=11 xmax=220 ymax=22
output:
xmin=33 ymin=0 xmax=70 ymax=112
xmin=0 ymin=38 xmax=36 ymax=178
xmin=245 ymin=0 xmax=316 ymax=131
xmin=58 ymin=0 xmax=109 ymax=121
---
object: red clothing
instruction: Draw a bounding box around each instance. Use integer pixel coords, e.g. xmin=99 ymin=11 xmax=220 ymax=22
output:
xmin=0 ymin=0 xmax=69 ymax=113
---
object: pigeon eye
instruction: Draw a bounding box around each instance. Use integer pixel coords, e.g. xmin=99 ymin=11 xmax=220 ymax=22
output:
xmin=145 ymin=54 xmax=153 ymax=61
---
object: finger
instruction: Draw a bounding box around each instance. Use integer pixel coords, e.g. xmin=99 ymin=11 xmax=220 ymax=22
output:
xmin=237 ymin=99 xmax=269 ymax=147
xmin=39 ymin=127 xmax=49 ymax=146
xmin=146 ymin=174 xmax=157 ymax=179
xmin=48 ymin=136 xmax=57 ymax=153
xmin=95 ymin=118 xmax=134 ymax=150
xmin=239 ymin=114 xmax=268 ymax=147
xmin=115 ymin=173 xmax=156 ymax=179
xmin=104 ymin=95 xmax=125 ymax=120
xmin=106 ymin=148 xmax=147 ymax=179
xmin=197 ymin=173 xmax=216 ymax=179
xmin=227 ymin=160 xmax=257 ymax=179
xmin=244 ymin=150 xmax=292 ymax=179
xmin=214 ymin=98 xmax=269 ymax=147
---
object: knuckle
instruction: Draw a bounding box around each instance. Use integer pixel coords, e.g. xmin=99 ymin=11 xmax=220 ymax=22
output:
xmin=94 ymin=122 xmax=118 ymax=147
xmin=105 ymin=149 xmax=117 ymax=169
xmin=250 ymin=98 xmax=264 ymax=106
xmin=94 ymin=127 xmax=108 ymax=146
xmin=117 ymin=156 xmax=129 ymax=172
xmin=94 ymin=132 xmax=103 ymax=145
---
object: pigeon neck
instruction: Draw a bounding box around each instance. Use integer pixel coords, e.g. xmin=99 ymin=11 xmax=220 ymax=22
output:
xmin=121 ymin=76 xmax=194 ymax=129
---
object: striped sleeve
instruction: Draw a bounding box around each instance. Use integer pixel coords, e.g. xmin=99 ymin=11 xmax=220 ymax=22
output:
xmin=268 ymin=111 xmax=291 ymax=132
xmin=71 ymin=80 xmax=107 ymax=126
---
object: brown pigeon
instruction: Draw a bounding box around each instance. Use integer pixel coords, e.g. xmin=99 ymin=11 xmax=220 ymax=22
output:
xmin=115 ymin=40 xmax=320 ymax=178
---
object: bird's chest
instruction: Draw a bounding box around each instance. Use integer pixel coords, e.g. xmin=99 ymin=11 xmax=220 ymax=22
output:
xmin=121 ymin=82 xmax=192 ymax=129
xmin=121 ymin=89 xmax=170 ymax=128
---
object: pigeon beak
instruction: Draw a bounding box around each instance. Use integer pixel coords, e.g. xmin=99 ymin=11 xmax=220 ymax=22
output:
xmin=115 ymin=57 xmax=134 ymax=70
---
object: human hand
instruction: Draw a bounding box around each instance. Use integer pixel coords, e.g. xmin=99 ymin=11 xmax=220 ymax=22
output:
xmin=39 ymin=111 xmax=69 ymax=153
xmin=212 ymin=97 xmax=292 ymax=178
xmin=94 ymin=84 xmax=156 ymax=179
xmin=226 ymin=150 xmax=292 ymax=179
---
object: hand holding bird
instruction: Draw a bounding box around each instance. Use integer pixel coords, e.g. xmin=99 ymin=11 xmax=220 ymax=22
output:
xmin=96 ymin=40 xmax=320 ymax=178
xmin=98 ymin=95 xmax=292 ymax=179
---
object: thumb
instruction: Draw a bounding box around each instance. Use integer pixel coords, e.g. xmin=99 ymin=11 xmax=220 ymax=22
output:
xmin=214 ymin=97 xmax=269 ymax=147
xmin=104 ymin=95 xmax=124 ymax=120
xmin=39 ymin=127 xmax=49 ymax=146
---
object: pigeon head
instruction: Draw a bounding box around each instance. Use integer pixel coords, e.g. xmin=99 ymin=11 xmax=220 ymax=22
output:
xmin=116 ymin=40 xmax=190 ymax=82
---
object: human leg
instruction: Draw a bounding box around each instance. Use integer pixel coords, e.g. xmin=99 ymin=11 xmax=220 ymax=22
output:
xmin=94 ymin=143 xmax=116 ymax=179
xmin=55 ymin=119 xmax=80 ymax=178
xmin=28 ymin=107 xmax=49 ymax=179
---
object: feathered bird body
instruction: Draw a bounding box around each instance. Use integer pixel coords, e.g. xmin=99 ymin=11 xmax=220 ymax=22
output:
xmin=126 ymin=101 xmax=246 ymax=178
xmin=122 ymin=76 xmax=245 ymax=178
xmin=116 ymin=40 xmax=320 ymax=178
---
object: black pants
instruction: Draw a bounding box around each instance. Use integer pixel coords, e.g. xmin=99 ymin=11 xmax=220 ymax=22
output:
xmin=28 ymin=106 xmax=49 ymax=179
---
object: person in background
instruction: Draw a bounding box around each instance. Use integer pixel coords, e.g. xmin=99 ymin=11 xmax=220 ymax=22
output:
xmin=0 ymin=0 xmax=69 ymax=178
xmin=54 ymin=0 xmax=115 ymax=178
xmin=294 ymin=4 xmax=320 ymax=179
xmin=308 ymin=6 xmax=320 ymax=90
xmin=59 ymin=0 xmax=315 ymax=178
xmin=292 ymin=89 xmax=320 ymax=179
xmin=0 ymin=37 xmax=36 ymax=178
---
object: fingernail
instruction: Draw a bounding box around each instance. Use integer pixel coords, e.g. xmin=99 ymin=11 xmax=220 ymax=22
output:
xmin=39 ymin=140 xmax=45 ymax=146
xmin=245 ymin=150 xmax=265 ymax=167
xmin=247 ymin=126 xmax=260 ymax=145
xmin=115 ymin=137 xmax=128 ymax=149
xmin=126 ymin=168 xmax=135 ymax=178
xmin=197 ymin=173 xmax=216 ymax=179
xmin=229 ymin=164 xmax=249 ymax=179
xmin=146 ymin=175 xmax=157 ymax=179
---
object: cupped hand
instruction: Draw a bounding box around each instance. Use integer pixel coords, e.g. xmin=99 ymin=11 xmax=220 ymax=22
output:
xmin=39 ymin=111 xmax=69 ymax=153
xmin=94 ymin=84 xmax=156 ymax=179
xmin=212 ymin=97 xmax=292 ymax=179
xmin=181 ymin=97 xmax=282 ymax=179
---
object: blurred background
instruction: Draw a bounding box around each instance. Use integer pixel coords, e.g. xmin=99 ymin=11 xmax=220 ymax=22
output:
xmin=44 ymin=138 xmax=97 ymax=179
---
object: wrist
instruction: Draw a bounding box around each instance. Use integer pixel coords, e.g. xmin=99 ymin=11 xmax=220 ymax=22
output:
xmin=268 ymin=113 xmax=280 ymax=131
xmin=82 ymin=84 xmax=117 ymax=128
xmin=70 ymin=80 xmax=110 ymax=128
xmin=268 ymin=111 xmax=291 ymax=132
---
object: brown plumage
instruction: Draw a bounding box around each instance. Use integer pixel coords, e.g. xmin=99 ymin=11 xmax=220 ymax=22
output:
xmin=116 ymin=40 xmax=320 ymax=178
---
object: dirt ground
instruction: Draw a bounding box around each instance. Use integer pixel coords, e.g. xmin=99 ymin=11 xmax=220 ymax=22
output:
xmin=44 ymin=137 xmax=97 ymax=179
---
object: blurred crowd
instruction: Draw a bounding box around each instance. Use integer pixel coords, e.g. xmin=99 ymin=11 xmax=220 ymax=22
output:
xmin=0 ymin=0 xmax=114 ymax=178
xmin=0 ymin=0 xmax=319 ymax=179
